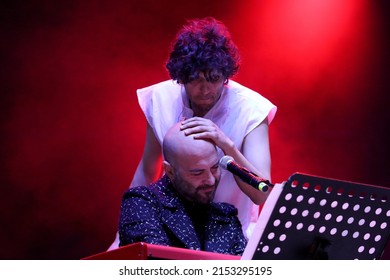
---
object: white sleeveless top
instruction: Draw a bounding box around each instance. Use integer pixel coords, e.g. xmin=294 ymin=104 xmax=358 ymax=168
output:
xmin=137 ymin=79 xmax=277 ymax=238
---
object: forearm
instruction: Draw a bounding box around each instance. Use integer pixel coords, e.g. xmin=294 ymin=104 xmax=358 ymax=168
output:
xmin=220 ymin=141 xmax=267 ymax=179
xmin=221 ymin=122 xmax=272 ymax=205
xmin=221 ymin=142 xmax=270 ymax=205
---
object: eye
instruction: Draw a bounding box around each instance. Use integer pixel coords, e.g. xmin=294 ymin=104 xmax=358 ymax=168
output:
xmin=211 ymin=164 xmax=220 ymax=172
xmin=208 ymin=72 xmax=223 ymax=83
xmin=190 ymin=170 xmax=203 ymax=176
xmin=209 ymin=76 xmax=220 ymax=83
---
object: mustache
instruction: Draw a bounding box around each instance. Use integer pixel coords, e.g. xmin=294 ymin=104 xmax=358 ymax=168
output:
xmin=197 ymin=183 xmax=218 ymax=191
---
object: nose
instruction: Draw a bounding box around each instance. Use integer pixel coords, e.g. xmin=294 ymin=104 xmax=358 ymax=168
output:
xmin=203 ymin=171 xmax=216 ymax=186
xmin=199 ymin=81 xmax=211 ymax=95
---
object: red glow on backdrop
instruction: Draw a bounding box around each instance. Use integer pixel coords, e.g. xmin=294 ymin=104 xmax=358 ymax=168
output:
xmin=230 ymin=0 xmax=386 ymax=184
xmin=254 ymin=0 xmax=365 ymax=85
xmin=234 ymin=0 xmax=377 ymax=90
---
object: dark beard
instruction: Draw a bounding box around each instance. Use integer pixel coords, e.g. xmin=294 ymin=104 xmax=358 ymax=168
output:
xmin=172 ymin=171 xmax=218 ymax=204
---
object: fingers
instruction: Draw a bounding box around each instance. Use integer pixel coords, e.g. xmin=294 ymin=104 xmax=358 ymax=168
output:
xmin=180 ymin=117 xmax=232 ymax=152
xmin=180 ymin=117 xmax=212 ymax=129
xmin=182 ymin=124 xmax=214 ymax=136
xmin=180 ymin=117 xmax=215 ymax=136
xmin=181 ymin=116 xmax=208 ymax=126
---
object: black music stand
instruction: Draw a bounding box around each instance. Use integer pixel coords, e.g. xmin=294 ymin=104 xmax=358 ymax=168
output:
xmin=242 ymin=173 xmax=390 ymax=260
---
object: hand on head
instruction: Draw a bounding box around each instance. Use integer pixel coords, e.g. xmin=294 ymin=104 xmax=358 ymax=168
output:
xmin=162 ymin=122 xmax=221 ymax=204
xmin=180 ymin=117 xmax=234 ymax=154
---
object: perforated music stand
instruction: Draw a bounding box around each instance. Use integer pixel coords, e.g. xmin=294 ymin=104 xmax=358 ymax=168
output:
xmin=241 ymin=173 xmax=390 ymax=260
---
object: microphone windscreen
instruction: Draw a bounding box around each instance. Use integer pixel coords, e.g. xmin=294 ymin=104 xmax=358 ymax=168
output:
xmin=219 ymin=155 xmax=234 ymax=170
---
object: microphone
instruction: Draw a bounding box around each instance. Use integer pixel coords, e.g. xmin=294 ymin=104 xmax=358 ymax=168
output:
xmin=219 ymin=155 xmax=273 ymax=192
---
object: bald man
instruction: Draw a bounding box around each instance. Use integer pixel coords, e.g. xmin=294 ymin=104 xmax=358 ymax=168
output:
xmin=118 ymin=122 xmax=247 ymax=255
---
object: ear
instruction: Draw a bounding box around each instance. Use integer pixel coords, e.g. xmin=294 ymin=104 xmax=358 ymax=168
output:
xmin=163 ymin=160 xmax=174 ymax=180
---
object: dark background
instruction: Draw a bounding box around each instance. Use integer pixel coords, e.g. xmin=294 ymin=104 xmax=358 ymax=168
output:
xmin=1 ymin=0 xmax=389 ymax=259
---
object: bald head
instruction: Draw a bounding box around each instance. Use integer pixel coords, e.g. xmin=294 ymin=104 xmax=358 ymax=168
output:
xmin=163 ymin=122 xmax=216 ymax=166
xmin=162 ymin=122 xmax=221 ymax=204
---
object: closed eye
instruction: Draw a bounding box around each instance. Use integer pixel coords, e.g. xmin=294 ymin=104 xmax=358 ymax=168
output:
xmin=190 ymin=169 xmax=204 ymax=176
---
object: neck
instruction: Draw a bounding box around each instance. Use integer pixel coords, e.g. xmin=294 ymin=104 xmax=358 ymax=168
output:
xmin=189 ymin=101 xmax=210 ymax=117
xmin=181 ymin=198 xmax=209 ymax=211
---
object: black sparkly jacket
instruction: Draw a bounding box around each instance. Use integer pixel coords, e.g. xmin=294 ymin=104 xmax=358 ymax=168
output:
xmin=119 ymin=175 xmax=247 ymax=256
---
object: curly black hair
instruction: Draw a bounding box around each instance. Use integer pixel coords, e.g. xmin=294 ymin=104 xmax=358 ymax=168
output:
xmin=166 ymin=17 xmax=240 ymax=84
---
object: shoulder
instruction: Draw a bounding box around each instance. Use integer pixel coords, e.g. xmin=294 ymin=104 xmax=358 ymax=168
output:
xmin=136 ymin=80 xmax=186 ymax=143
xmin=225 ymin=80 xmax=275 ymax=107
xmin=136 ymin=79 xmax=183 ymax=117
xmin=122 ymin=176 xmax=177 ymax=207
xmin=122 ymin=185 xmax=154 ymax=202
xmin=223 ymin=80 xmax=277 ymax=124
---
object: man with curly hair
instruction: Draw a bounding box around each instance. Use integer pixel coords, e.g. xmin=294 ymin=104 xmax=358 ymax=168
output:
xmin=109 ymin=17 xmax=276 ymax=251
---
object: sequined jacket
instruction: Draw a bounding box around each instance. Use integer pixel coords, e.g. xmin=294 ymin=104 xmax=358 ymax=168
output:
xmin=119 ymin=175 xmax=247 ymax=256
